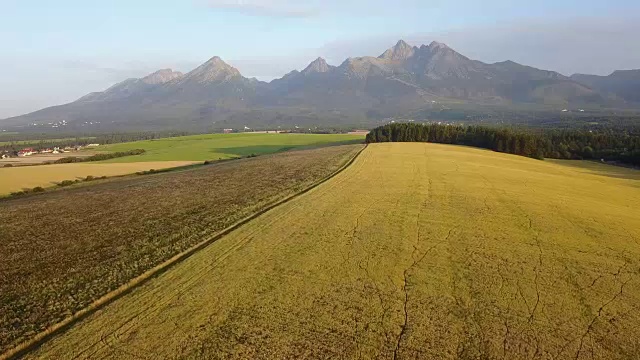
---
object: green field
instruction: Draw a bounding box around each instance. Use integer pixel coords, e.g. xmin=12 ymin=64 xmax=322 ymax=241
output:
xmin=0 ymin=137 xmax=95 ymax=146
xmin=97 ymin=133 xmax=364 ymax=162
xmin=22 ymin=143 xmax=640 ymax=359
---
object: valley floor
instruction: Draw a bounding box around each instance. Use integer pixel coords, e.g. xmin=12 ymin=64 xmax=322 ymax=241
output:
xmin=28 ymin=143 xmax=640 ymax=359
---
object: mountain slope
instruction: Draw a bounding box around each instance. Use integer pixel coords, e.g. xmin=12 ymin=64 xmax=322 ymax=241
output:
xmin=1 ymin=41 xmax=621 ymax=130
xmin=2 ymin=59 xmax=264 ymax=129
xmin=77 ymin=69 xmax=184 ymax=103
xmin=571 ymin=70 xmax=640 ymax=103
xmin=269 ymin=40 xmax=603 ymax=112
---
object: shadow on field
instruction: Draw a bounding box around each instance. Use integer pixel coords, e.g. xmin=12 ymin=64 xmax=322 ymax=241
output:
xmin=551 ymin=160 xmax=640 ymax=181
xmin=212 ymin=140 xmax=364 ymax=158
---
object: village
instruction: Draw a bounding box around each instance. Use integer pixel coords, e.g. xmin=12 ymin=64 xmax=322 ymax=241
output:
xmin=0 ymin=144 xmax=100 ymax=165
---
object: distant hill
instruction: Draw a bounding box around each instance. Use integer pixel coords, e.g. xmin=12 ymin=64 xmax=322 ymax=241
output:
xmin=571 ymin=70 xmax=640 ymax=103
xmin=2 ymin=40 xmax=637 ymax=131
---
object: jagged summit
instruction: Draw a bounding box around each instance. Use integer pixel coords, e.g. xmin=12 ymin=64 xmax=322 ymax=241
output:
xmin=609 ymin=69 xmax=640 ymax=77
xmin=428 ymin=41 xmax=449 ymax=50
xmin=5 ymin=39 xmax=617 ymax=129
xmin=203 ymin=56 xmax=227 ymax=66
xmin=181 ymin=56 xmax=241 ymax=83
xmin=141 ymin=69 xmax=183 ymax=85
xmin=380 ymin=40 xmax=416 ymax=61
xmin=302 ymin=57 xmax=332 ymax=75
xmin=494 ymin=60 xmax=518 ymax=65
xmin=378 ymin=39 xmax=458 ymax=62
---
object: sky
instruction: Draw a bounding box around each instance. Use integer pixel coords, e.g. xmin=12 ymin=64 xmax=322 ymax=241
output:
xmin=1 ymin=0 xmax=639 ymax=118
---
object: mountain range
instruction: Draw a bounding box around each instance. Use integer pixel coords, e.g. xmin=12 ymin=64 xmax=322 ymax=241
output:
xmin=3 ymin=40 xmax=640 ymax=130
xmin=570 ymin=70 xmax=640 ymax=103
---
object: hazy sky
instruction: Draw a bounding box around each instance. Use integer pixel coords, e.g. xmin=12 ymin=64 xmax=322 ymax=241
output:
xmin=1 ymin=0 xmax=639 ymax=118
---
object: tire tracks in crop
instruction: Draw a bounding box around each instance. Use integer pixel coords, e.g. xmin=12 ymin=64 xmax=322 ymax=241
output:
xmin=553 ymin=262 xmax=638 ymax=359
xmin=497 ymin=175 xmax=640 ymax=359
xmin=393 ymin=228 xmax=453 ymax=359
xmin=392 ymin=155 xmax=455 ymax=359
xmin=553 ymin=230 xmax=638 ymax=357
xmin=472 ymin=169 xmax=556 ymax=357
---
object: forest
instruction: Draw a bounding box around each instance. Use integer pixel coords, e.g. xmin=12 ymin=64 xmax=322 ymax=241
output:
xmin=366 ymin=123 xmax=640 ymax=166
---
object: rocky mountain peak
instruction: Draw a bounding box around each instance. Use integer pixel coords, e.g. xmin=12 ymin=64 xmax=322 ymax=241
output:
xmin=204 ymin=56 xmax=226 ymax=66
xmin=428 ymin=41 xmax=450 ymax=50
xmin=141 ymin=69 xmax=184 ymax=85
xmin=610 ymin=69 xmax=640 ymax=78
xmin=379 ymin=40 xmax=416 ymax=61
xmin=423 ymin=41 xmax=469 ymax=61
xmin=302 ymin=57 xmax=331 ymax=75
xmin=182 ymin=56 xmax=241 ymax=83
xmin=6 ymin=38 xmax=622 ymax=127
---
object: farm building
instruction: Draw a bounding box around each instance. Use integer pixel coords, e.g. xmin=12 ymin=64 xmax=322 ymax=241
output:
xmin=17 ymin=148 xmax=35 ymax=157
xmin=223 ymin=129 xmax=234 ymax=134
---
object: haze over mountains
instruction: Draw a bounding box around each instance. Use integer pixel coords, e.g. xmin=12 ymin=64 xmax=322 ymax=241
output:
xmin=3 ymin=40 xmax=640 ymax=131
xmin=571 ymin=70 xmax=640 ymax=103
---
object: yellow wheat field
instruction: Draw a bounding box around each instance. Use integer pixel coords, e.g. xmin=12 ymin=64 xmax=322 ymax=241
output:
xmin=0 ymin=161 xmax=198 ymax=195
xmin=27 ymin=143 xmax=640 ymax=359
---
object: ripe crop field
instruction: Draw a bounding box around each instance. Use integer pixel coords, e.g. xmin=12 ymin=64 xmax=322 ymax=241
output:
xmin=0 ymin=161 xmax=196 ymax=195
xmin=22 ymin=143 xmax=640 ymax=359
xmin=97 ymin=133 xmax=364 ymax=162
xmin=0 ymin=144 xmax=362 ymax=354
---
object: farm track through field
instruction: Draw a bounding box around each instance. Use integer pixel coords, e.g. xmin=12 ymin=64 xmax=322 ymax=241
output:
xmin=0 ymin=145 xmax=367 ymax=360
xmin=23 ymin=143 xmax=640 ymax=359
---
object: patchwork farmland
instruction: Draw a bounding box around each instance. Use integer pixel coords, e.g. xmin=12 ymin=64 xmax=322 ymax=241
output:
xmin=0 ymin=133 xmax=363 ymax=196
xmin=97 ymin=133 xmax=364 ymax=162
xmin=11 ymin=143 xmax=640 ymax=359
xmin=0 ymin=144 xmax=363 ymax=354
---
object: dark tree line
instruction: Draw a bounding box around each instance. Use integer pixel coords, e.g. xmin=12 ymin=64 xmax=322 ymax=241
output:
xmin=0 ymin=131 xmax=190 ymax=153
xmin=54 ymin=149 xmax=146 ymax=163
xmin=366 ymin=123 xmax=640 ymax=166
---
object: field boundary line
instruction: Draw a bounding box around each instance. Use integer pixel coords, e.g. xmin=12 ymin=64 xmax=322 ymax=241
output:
xmin=1 ymin=143 xmax=368 ymax=360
